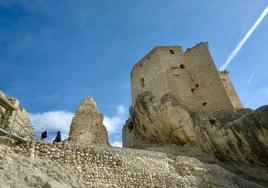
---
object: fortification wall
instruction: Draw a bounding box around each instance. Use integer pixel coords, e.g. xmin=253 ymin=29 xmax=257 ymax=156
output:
xmin=16 ymin=140 xmax=182 ymax=187
xmin=131 ymin=43 xmax=236 ymax=116
xmin=219 ymin=71 xmax=243 ymax=109
xmin=184 ymin=43 xmax=235 ymax=116
xmin=131 ymin=47 xmax=172 ymax=104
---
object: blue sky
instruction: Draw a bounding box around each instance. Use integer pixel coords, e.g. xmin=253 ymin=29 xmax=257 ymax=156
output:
xmin=0 ymin=0 xmax=268 ymax=146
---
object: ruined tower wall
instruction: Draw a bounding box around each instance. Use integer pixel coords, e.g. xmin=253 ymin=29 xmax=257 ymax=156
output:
xmin=161 ymin=47 xmax=200 ymax=112
xmin=131 ymin=48 xmax=171 ymax=104
xmin=131 ymin=43 xmax=239 ymax=116
xmin=0 ymin=91 xmax=33 ymax=139
xmin=219 ymin=71 xmax=243 ymax=109
xmin=184 ymin=43 xmax=235 ymax=115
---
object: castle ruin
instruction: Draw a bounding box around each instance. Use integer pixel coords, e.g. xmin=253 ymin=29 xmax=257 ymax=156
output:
xmin=131 ymin=42 xmax=242 ymax=117
xmin=69 ymin=96 xmax=109 ymax=145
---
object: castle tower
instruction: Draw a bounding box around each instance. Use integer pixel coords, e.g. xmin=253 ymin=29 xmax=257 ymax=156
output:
xmin=69 ymin=97 xmax=109 ymax=145
xmin=131 ymin=42 xmax=241 ymax=116
xmin=219 ymin=71 xmax=243 ymax=109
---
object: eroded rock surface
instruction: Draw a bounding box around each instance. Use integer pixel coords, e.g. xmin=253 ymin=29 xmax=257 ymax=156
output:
xmin=197 ymin=105 xmax=268 ymax=166
xmin=123 ymin=92 xmax=268 ymax=184
xmin=69 ymin=97 xmax=109 ymax=145
xmin=123 ymin=92 xmax=197 ymax=148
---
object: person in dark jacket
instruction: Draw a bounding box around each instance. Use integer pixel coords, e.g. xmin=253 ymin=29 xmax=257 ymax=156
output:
xmin=53 ymin=131 xmax=61 ymax=143
xmin=41 ymin=130 xmax=47 ymax=141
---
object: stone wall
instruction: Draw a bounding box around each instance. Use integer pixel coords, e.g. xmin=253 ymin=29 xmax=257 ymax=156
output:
xmin=17 ymin=140 xmax=183 ymax=187
xmin=219 ymin=71 xmax=243 ymax=109
xmin=13 ymin=139 xmax=265 ymax=188
xmin=0 ymin=91 xmax=33 ymax=139
xmin=131 ymin=43 xmax=238 ymax=116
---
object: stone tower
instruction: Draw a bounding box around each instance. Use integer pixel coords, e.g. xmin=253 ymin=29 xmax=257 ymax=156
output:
xmin=131 ymin=42 xmax=242 ymax=116
xmin=219 ymin=70 xmax=243 ymax=110
xmin=69 ymin=97 xmax=109 ymax=145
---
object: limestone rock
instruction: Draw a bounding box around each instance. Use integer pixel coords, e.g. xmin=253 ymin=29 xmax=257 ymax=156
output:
xmin=196 ymin=105 xmax=268 ymax=166
xmin=175 ymin=156 xmax=263 ymax=188
xmin=69 ymin=97 xmax=109 ymax=145
xmin=123 ymin=91 xmax=198 ymax=148
xmin=123 ymin=92 xmax=268 ymax=183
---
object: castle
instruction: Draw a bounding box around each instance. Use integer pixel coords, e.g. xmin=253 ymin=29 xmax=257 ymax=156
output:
xmin=1 ymin=42 xmax=268 ymax=187
xmin=131 ymin=42 xmax=242 ymax=116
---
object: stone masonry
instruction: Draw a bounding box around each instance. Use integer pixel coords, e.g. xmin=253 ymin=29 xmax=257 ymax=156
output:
xmin=219 ymin=70 xmax=243 ymax=110
xmin=131 ymin=42 xmax=243 ymax=117
xmin=12 ymin=140 xmax=263 ymax=188
xmin=69 ymin=97 xmax=109 ymax=145
xmin=0 ymin=91 xmax=33 ymax=139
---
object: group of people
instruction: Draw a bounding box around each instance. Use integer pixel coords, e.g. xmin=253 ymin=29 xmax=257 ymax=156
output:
xmin=41 ymin=130 xmax=61 ymax=143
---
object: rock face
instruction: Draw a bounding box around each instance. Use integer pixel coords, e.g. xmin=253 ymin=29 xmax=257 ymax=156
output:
xmin=69 ymin=97 xmax=109 ymax=145
xmin=123 ymin=91 xmax=198 ymax=148
xmin=123 ymin=92 xmax=268 ymax=184
xmin=196 ymin=106 xmax=268 ymax=166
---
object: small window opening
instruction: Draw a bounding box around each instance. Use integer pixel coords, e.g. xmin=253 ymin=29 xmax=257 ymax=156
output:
xmin=169 ymin=50 xmax=174 ymax=54
xmin=202 ymin=102 xmax=207 ymax=106
xmin=195 ymin=84 xmax=199 ymax=88
xmin=209 ymin=118 xmax=216 ymax=125
xmin=140 ymin=78 xmax=145 ymax=88
xmin=180 ymin=64 xmax=185 ymax=69
xmin=128 ymin=124 xmax=134 ymax=131
xmin=139 ymin=64 xmax=142 ymax=68
xmin=191 ymin=88 xmax=194 ymax=93
xmin=147 ymin=56 xmax=150 ymax=60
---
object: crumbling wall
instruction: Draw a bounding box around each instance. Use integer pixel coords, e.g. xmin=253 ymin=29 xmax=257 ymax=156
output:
xmin=69 ymin=97 xmax=109 ymax=145
xmin=131 ymin=47 xmax=172 ymax=104
xmin=130 ymin=43 xmax=239 ymax=117
xmin=0 ymin=91 xmax=33 ymax=139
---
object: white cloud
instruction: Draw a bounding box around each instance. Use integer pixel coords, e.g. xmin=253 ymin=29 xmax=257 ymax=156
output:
xmin=111 ymin=141 xmax=122 ymax=148
xmin=29 ymin=110 xmax=74 ymax=137
xmin=103 ymin=105 xmax=128 ymax=134
xmin=116 ymin=105 xmax=128 ymax=115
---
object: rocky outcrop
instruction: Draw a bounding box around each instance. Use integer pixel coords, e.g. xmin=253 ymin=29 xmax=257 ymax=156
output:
xmin=196 ymin=106 xmax=268 ymax=166
xmin=123 ymin=92 xmax=268 ymax=184
xmin=0 ymin=91 xmax=34 ymax=139
xmin=69 ymin=97 xmax=109 ymax=145
xmin=123 ymin=91 xmax=197 ymax=148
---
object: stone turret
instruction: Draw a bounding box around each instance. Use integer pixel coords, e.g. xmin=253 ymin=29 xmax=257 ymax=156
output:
xmin=69 ymin=97 xmax=109 ymax=145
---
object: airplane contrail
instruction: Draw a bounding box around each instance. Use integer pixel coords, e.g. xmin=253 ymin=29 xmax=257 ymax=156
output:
xmin=220 ymin=5 xmax=268 ymax=71
xmin=246 ymin=68 xmax=257 ymax=84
